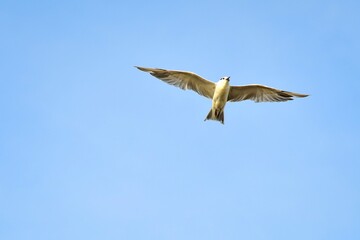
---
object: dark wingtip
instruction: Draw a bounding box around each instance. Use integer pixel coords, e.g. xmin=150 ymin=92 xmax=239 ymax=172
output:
xmin=135 ymin=66 xmax=148 ymax=72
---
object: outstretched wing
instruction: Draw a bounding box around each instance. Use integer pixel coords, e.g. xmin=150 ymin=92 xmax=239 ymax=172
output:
xmin=227 ymin=84 xmax=308 ymax=102
xmin=136 ymin=66 xmax=216 ymax=99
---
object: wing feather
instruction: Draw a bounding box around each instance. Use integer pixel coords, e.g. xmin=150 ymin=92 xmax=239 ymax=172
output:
xmin=135 ymin=66 xmax=215 ymax=99
xmin=227 ymin=84 xmax=308 ymax=102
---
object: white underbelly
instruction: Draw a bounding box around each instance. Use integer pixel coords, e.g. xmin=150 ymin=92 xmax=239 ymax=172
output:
xmin=212 ymin=80 xmax=230 ymax=109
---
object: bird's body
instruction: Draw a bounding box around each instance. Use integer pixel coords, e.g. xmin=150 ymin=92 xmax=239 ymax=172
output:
xmin=135 ymin=66 xmax=308 ymax=124
xmin=206 ymin=78 xmax=230 ymax=124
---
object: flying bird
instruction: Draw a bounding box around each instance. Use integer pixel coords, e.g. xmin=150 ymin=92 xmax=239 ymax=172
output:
xmin=136 ymin=66 xmax=308 ymax=124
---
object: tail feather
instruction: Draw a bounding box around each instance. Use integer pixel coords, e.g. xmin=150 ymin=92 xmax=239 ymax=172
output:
xmin=204 ymin=109 xmax=224 ymax=124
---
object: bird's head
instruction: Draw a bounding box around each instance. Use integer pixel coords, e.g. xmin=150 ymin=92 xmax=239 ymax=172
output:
xmin=220 ymin=76 xmax=230 ymax=81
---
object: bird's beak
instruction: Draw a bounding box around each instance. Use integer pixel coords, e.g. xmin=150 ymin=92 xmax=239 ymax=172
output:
xmin=226 ymin=76 xmax=230 ymax=81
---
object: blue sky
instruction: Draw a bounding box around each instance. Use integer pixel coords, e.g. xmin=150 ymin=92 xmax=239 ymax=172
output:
xmin=1 ymin=0 xmax=359 ymax=239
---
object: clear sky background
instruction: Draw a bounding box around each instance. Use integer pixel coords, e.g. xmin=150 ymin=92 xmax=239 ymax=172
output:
xmin=1 ymin=0 xmax=359 ymax=239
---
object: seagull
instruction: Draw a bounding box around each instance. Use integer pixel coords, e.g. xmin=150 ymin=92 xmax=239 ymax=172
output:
xmin=136 ymin=66 xmax=308 ymax=124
